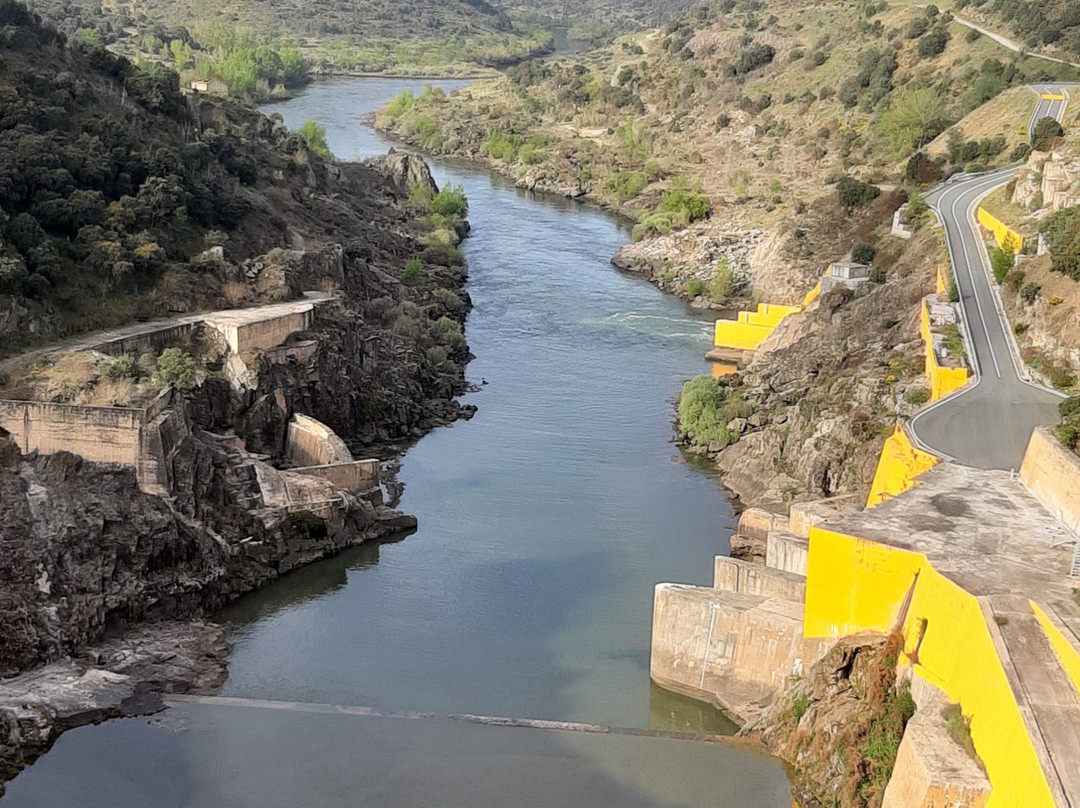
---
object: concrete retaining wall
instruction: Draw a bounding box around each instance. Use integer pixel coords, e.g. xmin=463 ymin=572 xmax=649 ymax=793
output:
xmin=0 ymin=400 xmax=142 ymax=465
xmin=766 ymin=531 xmax=809 ymax=575
xmin=651 ymin=583 xmax=829 ymax=718
xmin=713 ymin=556 xmax=806 ymax=602
xmin=204 ymin=308 xmax=314 ymax=355
xmin=94 ymin=322 xmax=198 ymax=358
xmin=285 ymin=414 xmax=353 ymax=468
xmin=1020 ymin=427 xmax=1080 ymax=535
xmin=292 ymin=460 xmax=379 ymax=493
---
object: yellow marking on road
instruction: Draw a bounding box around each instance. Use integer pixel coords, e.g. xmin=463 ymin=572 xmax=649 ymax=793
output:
xmin=1041 ymin=93 xmax=1065 ymax=100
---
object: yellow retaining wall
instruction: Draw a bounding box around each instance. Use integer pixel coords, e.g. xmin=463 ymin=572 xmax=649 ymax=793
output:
xmin=936 ymin=266 xmax=949 ymax=295
xmin=803 ymin=530 xmax=1057 ymax=808
xmin=976 ymin=208 xmax=1023 ymax=252
xmin=1041 ymin=93 xmax=1066 ymax=101
xmin=1030 ymin=601 xmax=1080 ymax=702
xmin=713 ymin=296 xmax=810 ymax=352
xmin=920 ymin=299 xmax=969 ymax=401
xmin=801 ymin=281 xmax=821 ymax=308
xmin=865 ymin=425 xmax=939 ymax=508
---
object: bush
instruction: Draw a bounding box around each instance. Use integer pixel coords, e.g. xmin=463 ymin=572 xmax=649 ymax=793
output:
xmin=155 ymin=347 xmax=195 ymax=389
xmin=707 ymin=259 xmax=735 ymax=302
xmin=297 ymin=119 xmax=330 ymax=158
xmin=404 ymin=257 xmax=422 ymax=282
xmin=102 ymin=354 xmax=138 ymax=379
xmin=1059 ymin=396 xmax=1080 ymax=419
xmin=1010 ymin=142 xmax=1032 ymax=162
xmin=852 ymin=243 xmax=877 ymax=264
xmin=904 ymin=385 xmax=931 ymax=405
xmin=990 ymin=245 xmax=1014 ymax=283
xmin=433 ymin=287 xmax=462 ymax=310
xmin=1013 ymin=321 xmax=1028 ymax=335
xmin=869 ymin=265 xmax=887 ymax=283
xmin=837 ymin=176 xmax=881 ymax=213
xmin=1041 ymin=206 xmax=1080 ymax=280
xmin=660 ymin=185 xmax=711 ymax=222
xmin=1031 ymin=117 xmax=1064 ymax=151
xmin=431 ymin=185 xmax=467 ymax=217
xmin=917 ymin=26 xmax=951 ymax=58
xmin=685 ymin=278 xmax=705 ymax=298
xmin=678 ymin=375 xmax=729 ymax=446
xmin=604 ymin=170 xmax=649 ymax=203
xmin=431 ymin=316 xmax=465 ymax=350
xmin=1019 ymin=281 xmax=1041 ymax=304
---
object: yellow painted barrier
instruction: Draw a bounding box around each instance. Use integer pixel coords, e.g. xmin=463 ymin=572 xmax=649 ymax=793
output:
xmin=713 ymin=320 xmax=777 ymax=350
xmin=712 ymin=293 xmax=815 ymax=352
xmin=803 ymin=531 xmax=1058 ymax=808
xmin=801 ymin=281 xmax=821 ymax=308
xmin=865 ymin=425 xmax=939 ymax=508
xmin=936 ymin=266 xmax=949 ymax=296
xmin=1030 ymin=600 xmax=1080 ymax=702
xmin=920 ymin=300 xmax=969 ymax=401
xmin=976 ymin=207 xmax=1023 ymax=252
xmin=1041 ymin=93 xmax=1065 ymax=101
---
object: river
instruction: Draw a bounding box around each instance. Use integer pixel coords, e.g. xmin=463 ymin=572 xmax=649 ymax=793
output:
xmin=1 ymin=78 xmax=792 ymax=807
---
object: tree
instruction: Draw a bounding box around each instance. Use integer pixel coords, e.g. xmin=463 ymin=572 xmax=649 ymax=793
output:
xmin=1031 ymin=117 xmax=1064 ymax=151
xmin=280 ymin=48 xmax=307 ymax=86
xmin=297 ymin=119 xmax=331 ymax=158
xmin=836 ymin=176 xmax=881 ymax=214
xmin=878 ymin=89 xmax=948 ymax=153
xmin=1041 ymin=206 xmax=1080 ymax=280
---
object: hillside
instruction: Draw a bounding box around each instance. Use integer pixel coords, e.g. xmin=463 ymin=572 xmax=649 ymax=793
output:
xmin=375 ymin=0 xmax=1079 ymax=510
xmin=956 ymin=0 xmax=1080 ymax=63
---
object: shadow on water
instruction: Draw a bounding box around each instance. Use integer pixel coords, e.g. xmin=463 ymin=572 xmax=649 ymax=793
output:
xmin=0 ymin=701 xmax=789 ymax=808
xmin=213 ymin=533 xmax=410 ymax=625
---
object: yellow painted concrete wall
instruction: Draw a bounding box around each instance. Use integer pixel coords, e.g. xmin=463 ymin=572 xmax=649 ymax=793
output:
xmin=977 ymin=208 xmax=1024 ymax=252
xmin=1030 ymin=600 xmax=1080 ymax=702
xmin=713 ymin=320 xmax=777 ymax=351
xmin=920 ymin=300 xmax=969 ymax=401
xmin=1041 ymin=93 xmax=1066 ymax=101
xmin=803 ymin=529 xmax=1058 ymax=808
xmin=936 ymin=267 xmax=949 ymax=295
xmin=801 ymin=281 xmax=821 ymax=308
xmin=865 ymin=425 xmax=939 ymax=508
xmin=713 ymin=303 xmax=803 ymax=351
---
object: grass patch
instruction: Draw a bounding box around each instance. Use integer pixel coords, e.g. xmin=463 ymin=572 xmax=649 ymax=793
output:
xmin=942 ymin=703 xmax=979 ymax=762
xmin=940 ymin=324 xmax=966 ymax=360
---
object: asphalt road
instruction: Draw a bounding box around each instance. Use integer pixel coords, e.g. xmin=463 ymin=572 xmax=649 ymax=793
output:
xmin=1028 ymin=84 xmax=1070 ymax=140
xmin=908 ymin=169 xmax=1063 ymax=470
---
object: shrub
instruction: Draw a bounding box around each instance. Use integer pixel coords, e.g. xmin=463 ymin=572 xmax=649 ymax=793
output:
xmin=431 ymin=185 xmax=468 ymax=217
xmin=404 ymin=257 xmax=422 ymax=282
xmin=604 ymin=170 xmax=649 ymax=203
xmin=155 ymin=348 xmax=195 ymax=389
xmin=485 ymin=127 xmax=521 ymax=161
xmin=1010 ymin=142 xmax=1032 ymax=162
xmin=990 ymin=245 xmax=1014 ymax=283
xmin=685 ymin=278 xmax=705 ymax=298
xmin=102 ymin=354 xmax=139 ymax=379
xmin=1031 ymin=117 xmax=1064 ymax=151
xmin=707 ymin=259 xmax=735 ymax=302
xmin=433 ymin=287 xmax=462 ymax=310
xmin=1041 ymin=206 xmax=1080 ymax=280
xmin=904 ymin=385 xmax=931 ymax=405
xmin=1059 ymin=396 xmax=1080 ymax=418
xmin=659 ymin=185 xmax=710 ymax=222
xmin=852 ymin=243 xmax=877 ymax=264
xmin=836 ymin=176 xmax=880 ymax=213
xmin=917 ymin=26 xmax=951 ymax=58
xmin=790 ymin=694 xmax=810 ymax=720
xmin=678 ymin=375 xmax=729 ymax=446
xmin=1013 ymin=321 xmax=1028 ymax=335
xmin=942 ymin=703 xmax=978 ymax=760
xmin=1019 ymin=281 xmax=1041 ymax=304
xmin=869 ymin=265 xmax=887 ymax=283
xmin=431 ymin=316 xmax=465 ymax=350
xmin=297 ymin=119 xmax=331 ymax=158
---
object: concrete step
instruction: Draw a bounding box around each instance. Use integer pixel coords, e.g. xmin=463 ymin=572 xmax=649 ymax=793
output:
xmin=987 ymin=596 xmax=1080 ymax=808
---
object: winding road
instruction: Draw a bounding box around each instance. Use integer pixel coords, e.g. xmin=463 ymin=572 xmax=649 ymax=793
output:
xmin=1029 ymin=85 xmax=1071 ymax=140
xmin=907 ymin=87 xmax=1071 ymax=471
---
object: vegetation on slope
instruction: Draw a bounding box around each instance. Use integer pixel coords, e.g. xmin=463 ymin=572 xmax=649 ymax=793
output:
xmin=957 ymin=0 xmax=1080 ymax=62
xmin=0 ymin=2 xmax=468 ymax=359
xmin=29 ymin=0 xmax=554 ymax=85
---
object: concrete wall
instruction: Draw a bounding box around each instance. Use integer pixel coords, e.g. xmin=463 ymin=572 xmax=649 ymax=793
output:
xmin=650 ymin=583 xmax=829 ymax=717
xmin=977 ymin=207 xmax=1024 ymax=252
xmin=0 ymin=400 xmax=142 ymax=466
xmin=920 ymin=299 xmax=969 ymax=402
xmin=285 ymin=414 xmax=353 ymax=468
xmin=766 ymin=531 xmax=808 ymax=576
xmin=803 ymin=527 xmax=1059 ymax=808
xmin=137 ymin=400 xmax=190 ymax=495
xmin=713 ymin=303 xmax=801 ymax=351
xmin=866 ymin=425 xmax=939 ymax=508
xmin=881 ymin=692 xmax=990 ymax=808
xmin=1030 ymin=600 xmax=1080 ymax=702
xmin=714 ymin=556 xmax=806 ymax=601
xmin=204 ymin=308 xmax=314 ymax=355
xmin=94 ymin=322 xmax=198 ymax=358
xmin=292 ymin=460 xmax=379 ymax=494
xmin=1019 ymin=427 xmax=1080 ymax=535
